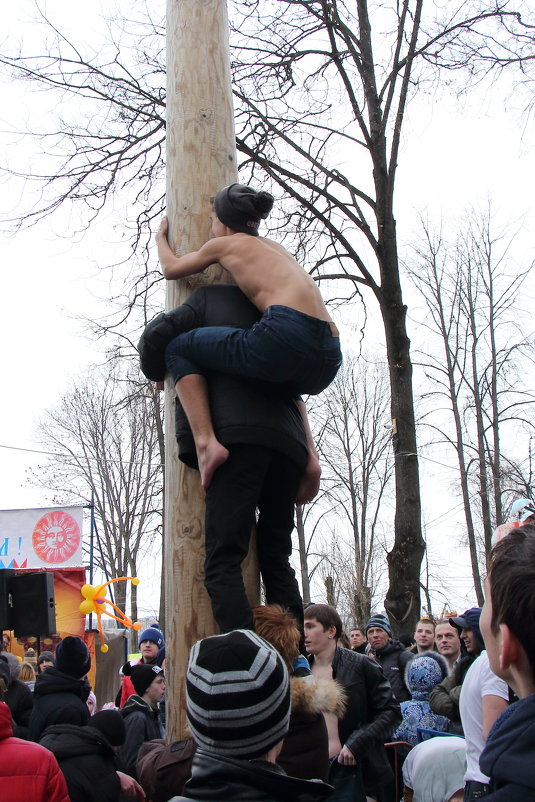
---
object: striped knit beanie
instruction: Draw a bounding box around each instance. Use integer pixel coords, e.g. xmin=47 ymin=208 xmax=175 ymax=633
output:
xmin=186 ymin=629 xmax=291 ymax=759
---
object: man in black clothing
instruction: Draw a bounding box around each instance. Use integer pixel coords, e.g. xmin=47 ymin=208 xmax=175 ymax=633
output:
xmin=139 ymin=285 xmax=319 ymax=635
xmin=29 ymin=636 xmax=91 ymax=742
xmin=366 ymin=613 xmax=413 ymax=703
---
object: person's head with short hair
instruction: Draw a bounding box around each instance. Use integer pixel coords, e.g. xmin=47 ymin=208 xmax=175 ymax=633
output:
xmin=303 ymin=603 xmax=343 ymax=639
xmin=349 ymin=627 xmax=366 ymax=649
xmin=185 ymin=629 xmax=291 ymax=762
xmin=481 ymin=522 xmax=535 ymax=698
xmin=37 ymin=650 xmax=55 ymax=673
xmin=138 ymin=626 xmax=164 ymax=663
xmin=414 ymin=618 xmax=436 ymax=653
xmin=434 ymin=619 xmax=461 ymax=667
xmin=449 ymin=608 xmax=483 ymax=656
xmin=19 ymin=661 xmax=36 ymax=683
xmin=365 ymin=613 xmax=392 ymax=652
xmin=252 ymin=605 xmax=300 ymax=670
xmin=212 ymin=184 xmax=274 ymax=237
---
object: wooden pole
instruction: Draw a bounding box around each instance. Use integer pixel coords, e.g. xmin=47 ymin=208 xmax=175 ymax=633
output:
xmin=163 ymin=0 xmax=258 ymax=741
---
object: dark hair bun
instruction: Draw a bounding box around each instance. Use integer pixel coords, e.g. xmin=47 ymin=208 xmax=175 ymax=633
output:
xmin=253 ymin=191 xmax=274 ymax=218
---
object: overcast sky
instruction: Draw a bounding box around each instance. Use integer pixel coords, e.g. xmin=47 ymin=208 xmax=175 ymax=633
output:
xmin=1 ymin=0 xmax=534 ymax=616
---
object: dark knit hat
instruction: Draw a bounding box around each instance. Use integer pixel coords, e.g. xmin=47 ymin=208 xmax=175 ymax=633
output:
xmin=365 ymin=613 xmax=392 ymax=637
xmin=139 ymin=626 xmax=165 ymax=650
xmin=90 ymin=710 xmax=126 ymax=747
xmin=186 ymin=629 xmax=291 ymax=760
xmin=122 ymin=662 xmax=164 ymax=697
xmin=37 ymin=650 xmax=55 ymax=667
xmin=213 ymin=184 xmax=274 ymax=236
xmin=55 ymin=636 xmax=91 ymax=679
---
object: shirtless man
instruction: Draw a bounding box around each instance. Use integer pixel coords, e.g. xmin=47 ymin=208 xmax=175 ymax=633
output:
xmin=157 ymin=183 xmax=342 ymax=489
xmin=304 ymin=603 xmax=400 ymax=802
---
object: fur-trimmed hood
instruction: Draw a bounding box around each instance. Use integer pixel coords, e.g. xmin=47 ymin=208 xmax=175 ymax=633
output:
xmin=290 ymin=675 xmax=346 ymax=717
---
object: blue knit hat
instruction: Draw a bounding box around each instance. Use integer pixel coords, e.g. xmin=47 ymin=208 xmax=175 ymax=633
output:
xmin=139 ymin=626 xmax=165 ymax=650
xmin=365 ymin=613 xmax=392 ymax=637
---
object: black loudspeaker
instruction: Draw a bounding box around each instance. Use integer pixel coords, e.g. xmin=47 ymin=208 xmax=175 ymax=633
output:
xmin=11 ymin=572 xmax=56 ymax=637
xmin=0 ymin=569 xmax=15 ymax=630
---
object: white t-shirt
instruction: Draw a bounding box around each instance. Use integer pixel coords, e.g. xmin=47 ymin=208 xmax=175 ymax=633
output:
xmin=459 ymin=651 xmax=509 ymax=783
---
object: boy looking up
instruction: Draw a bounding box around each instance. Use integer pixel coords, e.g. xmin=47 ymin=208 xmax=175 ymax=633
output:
xmin=479 ymin=522 xmax=535 ymax=800
xmin=157 ymin=184 xmax=342 ymax=489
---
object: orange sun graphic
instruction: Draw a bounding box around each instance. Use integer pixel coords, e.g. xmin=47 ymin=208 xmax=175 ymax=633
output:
xmin=32 ymin=511 xmax=81 ymax=564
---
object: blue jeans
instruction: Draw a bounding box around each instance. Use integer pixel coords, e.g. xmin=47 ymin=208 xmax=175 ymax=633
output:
xmin=164 ymin=305 xmax=342 ymax=396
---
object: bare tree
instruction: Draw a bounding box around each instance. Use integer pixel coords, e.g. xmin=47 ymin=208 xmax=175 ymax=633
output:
xmin=2 ymin=0 xmax=534 ymax=629
xmin=301 ymin=356 xmax=393 ymax=621
xmin=30 ymin=366 xmax=164 ymax=630
xmin=409 ymin=211 xmax=535 ymax=601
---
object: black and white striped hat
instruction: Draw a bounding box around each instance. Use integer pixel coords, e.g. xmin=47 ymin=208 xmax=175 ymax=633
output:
xmin=186 ymin=629 xmax=291 ymax=759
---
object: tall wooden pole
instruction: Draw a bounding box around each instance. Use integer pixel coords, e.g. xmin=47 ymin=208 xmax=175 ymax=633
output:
xmin=164 ymin=0 xmax=256 ymax=741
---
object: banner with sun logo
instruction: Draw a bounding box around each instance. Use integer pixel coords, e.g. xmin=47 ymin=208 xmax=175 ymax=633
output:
xmin=0 ymin=506 xmax=84 ymax=568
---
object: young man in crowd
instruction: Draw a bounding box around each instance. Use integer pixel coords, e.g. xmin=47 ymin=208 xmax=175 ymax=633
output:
xmin=118 ymin=625 xmax=164 ymax=708
xmin=349 ymin=627 xmax=367 ymax=653
xmin=412 ymin=618 xmax=436 ymax=655
xmin=429 ymin=609 xmax=484 ymax=733
xmin=305 ymin=603 xmax=401 ymax=802
xmin=479 ymin=522 xmax=535 ymax=800
xmin=434 ymin=619 xmax=462 ymax=673
xmin=118 ymin=663 xmax=165 ymax=779
xmin=365 ymin=613 xmax=413 ymax=702
xmin=168 ymin=629 xmax=333 ymax=802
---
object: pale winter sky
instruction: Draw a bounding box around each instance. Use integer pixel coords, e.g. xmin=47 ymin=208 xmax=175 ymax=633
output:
xmin=0 ymin=0 xmax=534 ymax=617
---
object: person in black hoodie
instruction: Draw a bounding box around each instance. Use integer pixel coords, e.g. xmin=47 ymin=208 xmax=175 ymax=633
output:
xmin=29 ymin=636 xmax=91 ymax=742
xmin=39 ymin=710 xmax=126 ymax=802
xmin=479 ymin=522 xmax=535 ymax=800
xmin=118 ymin=662 xmax=165 ymax=779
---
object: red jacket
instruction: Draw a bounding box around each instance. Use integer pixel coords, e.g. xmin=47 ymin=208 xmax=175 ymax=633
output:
xmin=0 ymin=702 xmax=70 ymax=802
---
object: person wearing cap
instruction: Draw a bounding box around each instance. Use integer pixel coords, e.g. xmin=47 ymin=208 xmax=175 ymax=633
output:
xmin=117 ymin=662 xmax=165 ymax=779
xmin=168 ymin=629 xmax=333 ymax=802
xmin=156 ymin=184 xmax=342 ymax=491
xmin=118 ymin=625 xmax=165 ymax=708
xmin=139 ymin=286 xmax=316 ymax=637
xmin=39 ymin=710 xmax=144 ymax=802
xmin=365 ymin=613 xmax=413 ymax=702
xmin=429 ymin=608 xmax=485 ymax=734
xmin=37 ymin=650 xmax=55 ymax=673
xmin=29 ymin=635 xmax=92 ymax=742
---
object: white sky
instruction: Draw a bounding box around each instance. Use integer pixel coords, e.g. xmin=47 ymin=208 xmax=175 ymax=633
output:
xmin=1 ymin=0 xmax=534 ymax=617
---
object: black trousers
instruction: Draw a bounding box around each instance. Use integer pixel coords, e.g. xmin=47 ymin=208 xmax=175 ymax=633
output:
xmin=204 ymin=444 xmax=304 ymax=633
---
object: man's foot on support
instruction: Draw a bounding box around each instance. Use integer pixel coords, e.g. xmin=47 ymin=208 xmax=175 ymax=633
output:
xmin=197 ymin=438 xmax=229 ymax=490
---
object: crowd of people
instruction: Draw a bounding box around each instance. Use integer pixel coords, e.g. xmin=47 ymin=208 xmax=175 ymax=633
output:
xmin=1 ymin=521 xmax=535 ymax=802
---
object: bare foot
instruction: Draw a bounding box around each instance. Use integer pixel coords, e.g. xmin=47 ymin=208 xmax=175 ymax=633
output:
xmin=197 ymin=437 xmax=229 ymax=490
xmin=296 ymin=454 xmax=321 ymax=505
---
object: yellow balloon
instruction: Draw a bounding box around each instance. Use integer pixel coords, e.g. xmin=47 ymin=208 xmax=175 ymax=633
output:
xmin=80 ymin=600 xmax=95 ymax=615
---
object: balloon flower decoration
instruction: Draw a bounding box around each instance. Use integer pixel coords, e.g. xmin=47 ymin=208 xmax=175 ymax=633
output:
xmin=80 ymin=577 xmax=142 ymax=653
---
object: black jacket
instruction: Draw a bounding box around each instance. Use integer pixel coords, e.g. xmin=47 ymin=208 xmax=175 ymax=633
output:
xmin=138 ymin=285 xmax=308 ymax=471
xmin=372 ymin=640 xmax=413 ymax=702
xmin=3 ymin=678 xmax=33 ymax=738
xmin=168 ymin=748 xmax=333 ymax=801
xmin=310 ymin=647 xmax=401 ymax=790
xmin=29 ymin=667 xmax=90 ymax=742
xmin=479 ymin=693 xmax=535 ymax=801
xmin=118 ymin=694 xmax=164 ymax=779
xmin=40 ymin=723 xmax=121 ymax=802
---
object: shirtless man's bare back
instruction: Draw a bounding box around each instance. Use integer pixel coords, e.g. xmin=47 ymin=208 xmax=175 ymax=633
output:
xmin=157 ymin=184 xmax=342 ymax=490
